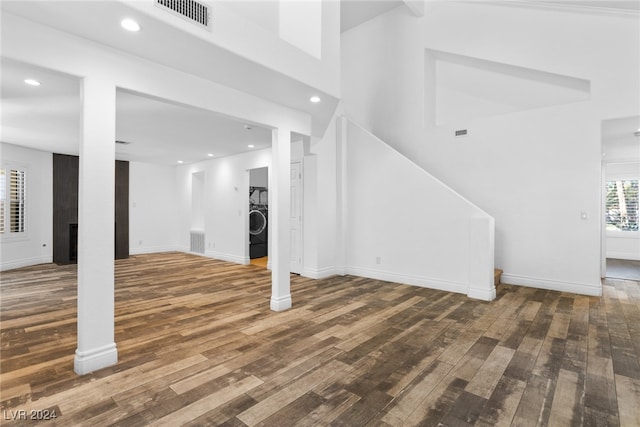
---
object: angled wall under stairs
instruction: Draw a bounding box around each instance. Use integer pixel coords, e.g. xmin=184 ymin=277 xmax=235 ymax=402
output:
xmin=342 ymin=118 xmax=496 ymax=300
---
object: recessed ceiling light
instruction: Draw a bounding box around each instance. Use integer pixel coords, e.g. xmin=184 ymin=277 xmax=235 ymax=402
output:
xmin=177 ymin=160 xmax=184 ymax=164
xmin=310 ymin=96 xmax=321 ymax=103
xmin=24 ymin=79 xmax=40 ymax=86
xmin=244 ymin=124 xmax=252 ymax=131
xmin=248 ymin=144 xmax=255 ymax=148
xmin=207 ymin=153 xmax=214 ymax=157
xmin=121 ymin=18 xmax=141 ymax=32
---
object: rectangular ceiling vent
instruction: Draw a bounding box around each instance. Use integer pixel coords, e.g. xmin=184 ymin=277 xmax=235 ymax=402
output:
xmin=155 ymin=0 xmax=211 ymax=31
xmin=455 ymin=129 xmax=468 ymax=137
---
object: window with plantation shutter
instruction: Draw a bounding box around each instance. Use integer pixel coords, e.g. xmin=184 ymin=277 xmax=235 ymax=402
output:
xmin=0 ymin=169 xmax=5 ymax=233
xmin=9 ymin=169 xmax=26 ymax=233
xmin=606 ymin=179 xmax=639 ymax=232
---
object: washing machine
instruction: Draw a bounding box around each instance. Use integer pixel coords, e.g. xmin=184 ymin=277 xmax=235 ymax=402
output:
xmin=249 ymin=187 xmax=268 ymax=259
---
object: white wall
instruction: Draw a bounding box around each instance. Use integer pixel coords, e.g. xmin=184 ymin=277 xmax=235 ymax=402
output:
xmin=0 ymin=143 xmax=53 ymax=271
xmin=341 ymin=2 xmax=639 ymax=295
xmin=129 ymin=0 xmax=340 ymax=97
xmin=344 ymin=121 xmax=494 ymax=299
xmin=176 ymin=149 xmax=272 ymax=264
xmin=250 ymin=167 xmax=269 ymax=188
xmin=129 ymin=162 xmax=179 ymax=255
xmin=304 ymin=104 xmax=343 ymax=278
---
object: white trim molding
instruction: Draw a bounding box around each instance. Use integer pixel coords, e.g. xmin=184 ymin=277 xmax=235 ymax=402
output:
xmin=270 ymin=294 xmax=292 ymax=312
xmin=467 ymin=286 xmax=497 ymax=301
xmin=129 ymin=245 xmax=178 ymax=255
xmin=205 ymin=250 xmax=250 ymax=265
xmin=302 ymin=266 xmax=340 ymax=279
xmin=74 ymin=343 xmax=118 ymax=375
xmin=347 ymin=266 xmax=468 ymax=296
xmin=0 ymin=255 xmax=52 ymax=272
xmin=501 ymin=273 xmax=602 ymax=296
xmin=606 ymin=251 xmax=640 ymax=261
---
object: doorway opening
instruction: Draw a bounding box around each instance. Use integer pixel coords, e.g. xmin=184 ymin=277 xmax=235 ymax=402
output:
xmin=601 ymin=116 xmax=640 ymax=280
xmin=249 ymin=167 xmax=268 ymax=268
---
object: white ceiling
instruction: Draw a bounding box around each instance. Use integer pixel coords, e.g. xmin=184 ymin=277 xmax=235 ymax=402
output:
xmin=341 ymin=0 xmax=405 ymax=33
xmin=0 ymin=0 xmax=349 ymax=166
xmin=2 ymin=0 xmax=637 ymax=166
xmin=1 ymin=58 xmax=273 ymax=165
xmin=1 ymin=58 xmax=80 ymax=156
xmin=116 ymin=90 xmax=273 ymax=164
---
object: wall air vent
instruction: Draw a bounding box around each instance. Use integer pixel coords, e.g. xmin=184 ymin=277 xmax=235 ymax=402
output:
xmin=155 ymin=0 xmax=211 ymax=31
xmin=455 ymin=129 xmax=468 ymax=137
xmin=115 ymin=140 xmax=131 ymax=145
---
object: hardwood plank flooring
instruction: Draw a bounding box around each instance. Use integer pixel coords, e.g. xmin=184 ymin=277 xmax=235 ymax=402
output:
xmin=1 ymin=252 xmax=639 ymax=426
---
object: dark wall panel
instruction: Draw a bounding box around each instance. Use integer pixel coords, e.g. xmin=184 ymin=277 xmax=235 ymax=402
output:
xmin=53 ymin=154 xmax=129 ymax=264
xmin=53 ymin=154 xmax=79 ymax=265
xmin=115 ymin=160 xmax=129 ymax=260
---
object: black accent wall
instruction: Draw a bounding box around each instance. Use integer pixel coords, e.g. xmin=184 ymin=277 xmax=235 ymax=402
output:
xmin=53 ymin=154 xmax=129 ymax=264
xmin=115 ymin=160 xmax=130 ymax=260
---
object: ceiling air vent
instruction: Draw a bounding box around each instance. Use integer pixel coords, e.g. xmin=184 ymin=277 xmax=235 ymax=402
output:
xmin=115 ymin=140 xmax=131 ymax=145
xmin=156 ymin=0 xmax=211 ymax=31
xmin=455 ymin=129 xmax=468 ymax=137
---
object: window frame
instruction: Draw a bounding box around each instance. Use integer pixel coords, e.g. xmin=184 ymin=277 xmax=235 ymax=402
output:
xmin=605 ymin=177 xmax=639 ymax=238
xmin=0 ymin=163 xmax=29 ymax=242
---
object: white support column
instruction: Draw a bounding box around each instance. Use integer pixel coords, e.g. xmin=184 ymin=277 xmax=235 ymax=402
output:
xmin=270 ymin=127 xmax=292 ymax=311
xmin=74 ymin=77 xmax=118 ymax=375
xmin=468 ymin=214 xmax=496 ymax=301
xmin=336 ymin=116 xmax=348 ymax=275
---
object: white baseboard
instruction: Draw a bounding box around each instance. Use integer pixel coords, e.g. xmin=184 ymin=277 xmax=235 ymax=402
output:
xmin=270 ymin=294 xmax=292 ymax=311
xmin=501 ymin=273 xmax=602 ymax=296
xmin=204 ymin=250 xmax=250 ymax=265
xmin=129 ymin=245 xmax=178 ymax=255
xmin=0 ymin=255 xmax=52 ymax=272
xmin=467 ymin=286 xmax=496 ymax=301
xmin=74 ymin=343 xmax=118 ymax=375
xmin=347 ymin=266 xmax=468 ymax=295
xmin=302 ymin=266 xmax=341 ymax=279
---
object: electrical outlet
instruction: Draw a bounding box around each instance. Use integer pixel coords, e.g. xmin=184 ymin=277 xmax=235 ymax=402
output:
xmin=376 ymin=256 xmax=381 ymax=265
xmin=139 ymin=240 xmax=143 ymax=246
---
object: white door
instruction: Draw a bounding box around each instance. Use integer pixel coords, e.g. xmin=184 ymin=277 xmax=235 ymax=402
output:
xmin=290 ymin=162 xmax=303 ymax=274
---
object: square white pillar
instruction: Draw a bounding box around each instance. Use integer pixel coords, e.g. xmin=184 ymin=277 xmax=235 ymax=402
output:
xmin=270 ymin=127 xmax=292 ymax=311
xmin=468 ymin=214 xmax=496 ymax=301
xmin=74 ymin=77 xmax=118 ymax=374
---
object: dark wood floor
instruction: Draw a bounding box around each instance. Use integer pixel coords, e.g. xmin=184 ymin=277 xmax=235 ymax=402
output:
xmin=1 ymin=252 xmax=639 ymax=426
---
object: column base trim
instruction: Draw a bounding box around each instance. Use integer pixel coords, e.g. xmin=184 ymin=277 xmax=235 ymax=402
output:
xmin=270 ymin=294 xmax=292 ymax=312
xmin=467 ymin=286 xmax=497 ymax=301
xmin=74 ymin=343 xmax=118 ymax=375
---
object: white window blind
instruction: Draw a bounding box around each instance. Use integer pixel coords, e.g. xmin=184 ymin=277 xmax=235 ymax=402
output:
xmin=10 ymin=169 xmax=26 ymax=233
xmin=0 ymin=169 xmax=5 ymax=233
xmin=606 ymin=179 xmax=639 ymax=232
